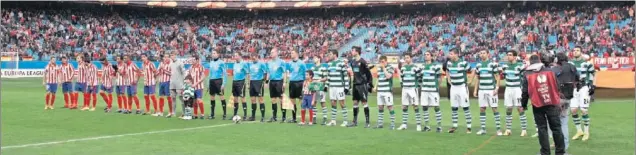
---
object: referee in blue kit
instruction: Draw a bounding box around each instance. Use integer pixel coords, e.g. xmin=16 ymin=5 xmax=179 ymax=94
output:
xmin=266 ymin=48 xmax=287 ymax=123
xmin=286 ymin=50 xmax=308 ymax=123
xmin=208 ymin=50 xmax=228 ymax=120
xmin=248 ymin=54 xmax=268 ymax=122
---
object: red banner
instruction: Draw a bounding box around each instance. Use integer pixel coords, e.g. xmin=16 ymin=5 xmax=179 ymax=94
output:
xmin=590 ymin=57 xmax=635 ymax=65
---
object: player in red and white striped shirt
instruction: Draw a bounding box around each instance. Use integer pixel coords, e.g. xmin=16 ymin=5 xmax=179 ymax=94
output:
xmin=75 ymin=56 xmax=89 ymax=110
xmin=85 ymin=60 xmax=99 ymax=111
xmin=60 ymin=56 xmax=75 ymax=108
xmin=100 ymin=58 xmax=116 ymax=112
xmin=43 ymin=58 xmax=59 ymax=110
xmin=155 ymin=55 xmax=172 ymax=116
xmin=124 ymin=55 xmax=142 ymax=114
xmin=115 ymin=56 xmax=129 ymax=113
xmin=189 ymin=56 xmax=207 ymax=118
xmin=141 ymin=54 xmax=158 ymax=115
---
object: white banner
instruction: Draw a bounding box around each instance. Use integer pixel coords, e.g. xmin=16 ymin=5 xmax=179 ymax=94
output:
xmin=1 ymin=69 xmax=45 ymax=78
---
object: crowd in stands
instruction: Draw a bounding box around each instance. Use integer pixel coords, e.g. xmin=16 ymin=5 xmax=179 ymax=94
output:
xmin=1 ymin=2 xmax=634 ymax=63
xmin=357 ymin=2 xmax=634 ymax=62
xmin=1 ymin=2 xmax=358 ymax=62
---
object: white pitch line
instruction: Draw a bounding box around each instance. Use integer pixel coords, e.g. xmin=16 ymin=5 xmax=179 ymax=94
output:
xmin=2 ymin=99 xmax=630 ymax=150
xmin=1 ymin=122 xmax=248 ymax=150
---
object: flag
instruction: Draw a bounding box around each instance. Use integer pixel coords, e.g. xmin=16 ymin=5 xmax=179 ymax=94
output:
xmin=282 ymin=94 xmax=294 ymax=111
xmin=227 ymin=97 xmax=234 ymax=108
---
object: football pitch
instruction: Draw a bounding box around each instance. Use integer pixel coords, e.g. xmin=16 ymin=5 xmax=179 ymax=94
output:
xmin=1 ymin=78 xmax=634 ymax=155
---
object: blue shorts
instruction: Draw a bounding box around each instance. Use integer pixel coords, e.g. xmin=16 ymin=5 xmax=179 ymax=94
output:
xmin=87 ymin=85 xmax=98 ymax=94
xmin=46 ymin=83 xmax=58 ymax=93
xmin=195 ymin=89 xmax=203 ymax=99
xmin=159 ymin=82 xmax=170 ymax=96
xmin=116 ymin=86 xmax=125 ymax=95
xmin=75 ymin=82 xmax=87 ymax=92
xmin=144 ymin=85 xmax=156 ymax=95
xmin=101 ymin=85 xmax=113 ymax=93
xmin=301 ymin=94 xmax=314 ymax=109
xmin=127 ymin=84 xmax=138 ymax=96
xmin=62 ymin=82 xmax=73 ymax=93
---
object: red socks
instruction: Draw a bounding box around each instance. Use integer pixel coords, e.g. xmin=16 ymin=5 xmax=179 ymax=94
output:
xmin=71 ymin=93 xmax=78 ymax=108
xmin=45 ymin=94 xmax=50 ymax=107
xmin=83 ymin=93 xmax=90 ymax=108
xmin=144 ymin=95 xmax=150 ymax=112
xmin=74 ymin=93 xmax=80 ymax=108
xmin=143 ymin=95 xmax=159 ymax=113
xmin=159 ymin=98 xmax=165 ymax=113
xmin=151 ymin=96 xmax=158 ymax=113
xmin=129 ymin=96 xmax=140 ymax=110
xmin=198 ymin=101 xmax=204 ymax=115
xmin=63 ymin=93 xmax=69 ymax=107
xmin=133 ymin=96 xmax=140 ymax=110
xmin=300 ymin=109 xmax=313 ymax=123
xmin=108 ymin=94 xmax=113 ymax=109
xmin=45 ymin=94 xmax=57 ymax=107
xmin=100 ymin=93 xmax=109 ymax=108
xmin=167 ymin=97 xmax=173 ymax=113
xmin=123 ymin=96 xmax=129 ymax=110
xmin=309 ymin=109 xmax=314 ymax=123
xmin=91 ymin=94 xmax=97 ymax=108
xmin=127 ymin=96 xmax=133 ymax=111
xmin=301 ymin=109 xmax=306 ymax=123
xmin=194 ymin=101 xmax=199 ymax=116
xmin=117 ymin=96 xmax=123 ymax=110
xmin=50 ymin=94 xmax=56 ymax=107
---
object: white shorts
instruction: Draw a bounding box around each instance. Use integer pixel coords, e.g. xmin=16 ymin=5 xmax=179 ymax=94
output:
xmin=504 ymin=87 xmax=522 ymax=107
xmin=450 ymin=84 xmax=470 ymax=108
xmin=377 ymin=92 xmax=394 ymax=106
xmin=420 ymin=92 xmax=440 ymax=106
xmin=315 ymin=91 xmax=326 ymax=103
xmin=401 ymin=87 xmax=418 ymax=106
xmin=570 ymin=86 xmax=590 ymax=109
xmin=329 ymin=87 xmax=346 ymax=101
xmin=478 ymin=90 xmax=498 ymax=108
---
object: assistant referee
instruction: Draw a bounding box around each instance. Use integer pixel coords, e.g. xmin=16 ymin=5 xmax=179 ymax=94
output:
xmin=286 ymin=50 xmax=307 ymax=123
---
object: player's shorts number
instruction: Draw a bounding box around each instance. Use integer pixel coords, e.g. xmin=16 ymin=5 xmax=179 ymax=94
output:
xmin=339 ymin=92 xmax=345 ymax=98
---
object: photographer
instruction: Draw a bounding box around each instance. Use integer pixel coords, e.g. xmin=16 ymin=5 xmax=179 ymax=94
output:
xmin=521 ymin=53 xmax=566 ymax=155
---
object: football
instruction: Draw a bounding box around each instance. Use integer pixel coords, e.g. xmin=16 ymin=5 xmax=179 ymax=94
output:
xmin=232 ymin=115 xmax=241 ymax=124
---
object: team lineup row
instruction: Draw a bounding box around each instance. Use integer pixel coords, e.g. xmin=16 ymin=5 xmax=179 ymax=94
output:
xmin=40 ymin=47 xmax=594 ymax=140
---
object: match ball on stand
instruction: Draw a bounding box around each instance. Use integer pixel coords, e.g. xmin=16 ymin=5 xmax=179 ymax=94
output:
xmin=232 ymin=115 xmax=242 ymax=124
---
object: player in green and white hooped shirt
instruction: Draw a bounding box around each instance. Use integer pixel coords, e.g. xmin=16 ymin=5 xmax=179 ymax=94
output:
xmin=446 ymin=50 xmax=473 ymax=134
xmin=500 ymin=50 xmax=528 ymax=137
xmin=374 ymin=56 xmax=396 ymax=130
xmin=570 ymin=46 xmax=595 ymax=141
xmin=325 ymin=50 xmax=350 ymax=127
xmin=471 ymin=50 xmax=502 ymax=136
xmin=397 ymin=53 xmax=422 ymax=131
xmin=310 ymin=56 xmax=328 ymax=125
xmin=417 ymin=52 xmax=444 ymax=133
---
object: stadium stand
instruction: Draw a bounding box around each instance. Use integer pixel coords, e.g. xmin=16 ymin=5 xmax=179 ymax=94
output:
xmin=1 ymin=1 xmax=634 ymax=64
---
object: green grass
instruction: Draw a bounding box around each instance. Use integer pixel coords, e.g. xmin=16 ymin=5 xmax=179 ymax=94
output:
xmin=1 ymin=78 xmax=634 ymax=155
